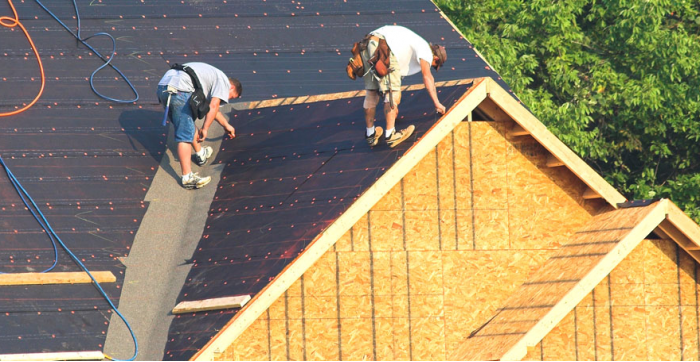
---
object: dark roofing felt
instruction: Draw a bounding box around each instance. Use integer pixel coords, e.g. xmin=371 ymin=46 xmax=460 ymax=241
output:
xmin=0 ymin=0 xmax=512 ymax=359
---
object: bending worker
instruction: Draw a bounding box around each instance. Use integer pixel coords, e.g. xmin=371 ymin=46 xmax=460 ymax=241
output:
xmin=347 ymin=25 xmax=447 ymax=148
xmin=157 ymin=62 xmax=242 ymax=189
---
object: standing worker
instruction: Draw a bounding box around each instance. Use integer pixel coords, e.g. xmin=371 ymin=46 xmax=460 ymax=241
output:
xmin=347 ymin=25 xmax=447 ymax=148
xmin=157 ymin=62 xmax=242 ymax=189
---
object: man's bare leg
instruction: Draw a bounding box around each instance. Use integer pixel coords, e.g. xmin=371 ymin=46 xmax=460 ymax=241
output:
xmin=364 ymin=107 xmax=376 ymax=128
xmin=384 ymin=102 xmax=399 ymax=132
xmin=178 ymin=142 xmax=193 ymax=176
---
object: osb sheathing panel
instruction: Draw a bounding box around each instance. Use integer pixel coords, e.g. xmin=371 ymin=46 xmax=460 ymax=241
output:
xmin=522 ymin=342 xmax=543 ymax=361
xmin=507 ymin=136 xmax=598 ymax=250
xmin=470 ymin=122 xmax=508 ymax=210
xmin=217 ymin=117 xmax=603 ymax=360
xmin=541 ymin=311 xmax=577 ymax=361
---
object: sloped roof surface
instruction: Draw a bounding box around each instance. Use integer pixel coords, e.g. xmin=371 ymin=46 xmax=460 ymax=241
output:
xmin=165 ymin=84 xmax=471 ymax=360
xmin=1 ymin=0 xmax=511 ymax=358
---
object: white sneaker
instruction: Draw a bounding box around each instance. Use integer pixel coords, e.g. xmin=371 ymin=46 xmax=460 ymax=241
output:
xmin=182 ymin=172 xmax=211 ymax=189
xmin=194 ymin=146 xmax=213 ymax=166
xmin=386 ymin=125 xmax=415 ymax=148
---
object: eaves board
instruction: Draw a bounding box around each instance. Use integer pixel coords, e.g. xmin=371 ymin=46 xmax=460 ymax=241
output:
xmin=163 ymin=80 xmax=484 ymax=360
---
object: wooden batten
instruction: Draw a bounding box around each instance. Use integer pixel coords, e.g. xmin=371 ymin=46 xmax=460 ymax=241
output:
xmin=582 ymin=188 xmax=601 ymax=200
xmin=546 ymin=154 xmax=565 ymax=168
xmin=483 ymin=78 xmax=627 ymax=207
xmin=0 ymin=271 xmax=116 ymax=286
xmin=0 ymin=351 xmax=104 ymax=361
xmin=172 ymin=295 xmax=251 ymax=314
xmin=232 ymin=79 xmax=475 ymax=110
xmin=191 ymin=78 xmax=490 ymax=361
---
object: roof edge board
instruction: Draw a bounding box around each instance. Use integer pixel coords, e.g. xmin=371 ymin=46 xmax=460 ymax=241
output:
xmin=500 ymin=199 xmax=669 ymax=360
xmin=483 ymin=77 xmax=627 ymax=208
xmin=191 ymin=78 xmax=489 ymax=361
xmin=666 ymin=201 xmax=700 ymax=247
xmin=0 ymin=351 xmax=104 ymax=361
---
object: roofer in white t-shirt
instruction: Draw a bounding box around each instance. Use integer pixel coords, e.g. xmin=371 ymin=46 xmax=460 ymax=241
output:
xmin=346 ymin=25 xmax=447 ymax=148
xmin=157 ymin=62 xmax=242 ymax=189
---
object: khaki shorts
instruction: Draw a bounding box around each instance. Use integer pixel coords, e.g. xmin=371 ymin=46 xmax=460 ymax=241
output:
xmin=362 ymin=34 xmax=401 ymax=108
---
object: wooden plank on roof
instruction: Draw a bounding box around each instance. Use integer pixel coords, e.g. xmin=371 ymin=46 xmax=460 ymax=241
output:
xmin=233 ymin=81 xmax=477 ymax=110
xmin=172 ymin=295 xmax=252 ymax=314
xmin=0 ymin=351 xmax=104 ymax=361
xmin=484 ymin=78 xmax=627 ymax=207
xmin=452 ymin=200 xmax=668 ymax=361
xmin=192 ymin=78 xmax=489 ymax=361
xmin=0 ymin=271 xmax=116 ymax=286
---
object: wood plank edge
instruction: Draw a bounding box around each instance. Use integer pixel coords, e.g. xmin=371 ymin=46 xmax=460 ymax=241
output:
xmin=0 ymin=351 xmax=104 ymax=361
xmin=172 ymin=295 xmax=252 ymax=314
xmin=0 ymin=271 xmax=116 ymax=286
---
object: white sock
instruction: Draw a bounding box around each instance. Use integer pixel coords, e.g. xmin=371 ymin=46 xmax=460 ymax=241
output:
xmin=196 ymin=148 xmax=206 ymax=158
xmin=182 ymin=172 xmax=193 ymax=182
xmin=366 ymin=127 xmax=375 ymax=137
xmin=385 ymin=128 xmax=395 ymax=138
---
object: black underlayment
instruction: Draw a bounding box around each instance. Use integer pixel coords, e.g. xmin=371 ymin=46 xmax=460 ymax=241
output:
xmin=0 ymin=0 xmax=515 ymax=359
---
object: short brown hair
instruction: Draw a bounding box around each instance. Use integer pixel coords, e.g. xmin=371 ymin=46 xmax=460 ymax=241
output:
xmin=430 ymin=44 xmax=447 ymax=71
xmin=229 ymin=77 xmax=242 ymax=96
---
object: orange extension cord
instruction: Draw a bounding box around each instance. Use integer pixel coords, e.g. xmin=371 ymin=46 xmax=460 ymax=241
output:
xmin=0 ymin=0 xmax=45 ymax=117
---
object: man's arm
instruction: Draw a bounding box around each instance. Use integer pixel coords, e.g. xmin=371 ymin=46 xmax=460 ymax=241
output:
xmin=198 ymin=97 xmax=221 ymax=142
xmin=214 ymin=111 xmax=236 ymax=139
xmin=420 ymin=59 xmax=446 ymax=114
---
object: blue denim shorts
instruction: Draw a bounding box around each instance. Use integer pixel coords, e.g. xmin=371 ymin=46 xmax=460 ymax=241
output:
xmin=157 ymin=85 xmax=196 ymax=143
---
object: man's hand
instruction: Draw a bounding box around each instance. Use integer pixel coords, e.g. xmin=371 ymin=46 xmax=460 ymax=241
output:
xmin=198 ymin=128 xmax=208 ymax=142
xmin=224 ymin=124 xmax=236 ymax=139
xmin=435 ymin=102 xmax=446 ymax=114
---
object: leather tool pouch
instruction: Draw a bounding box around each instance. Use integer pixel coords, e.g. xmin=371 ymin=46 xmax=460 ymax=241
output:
xmin=359 ymin=34 xmax=391 ymax=77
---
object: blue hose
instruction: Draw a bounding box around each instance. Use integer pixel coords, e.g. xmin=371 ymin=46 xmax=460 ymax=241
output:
xmin=0 ymin=155 xmax=139 ymax=361
xmin=33 ymin=0 xmax=139 ymax=103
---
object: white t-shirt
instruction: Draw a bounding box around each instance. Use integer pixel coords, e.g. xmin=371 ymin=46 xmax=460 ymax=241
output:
xmin=158 ymin=62 xmax=231 ymax=103
xmin=371 ymin=25 xmax=433 ymax=77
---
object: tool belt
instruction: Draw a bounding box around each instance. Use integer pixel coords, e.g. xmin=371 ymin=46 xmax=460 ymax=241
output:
xmin=359 ymin=34 xmax=391 ymax=77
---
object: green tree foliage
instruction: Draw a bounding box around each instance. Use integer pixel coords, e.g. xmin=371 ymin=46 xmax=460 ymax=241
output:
xmin=435 ymin=0 xmax=700 ymax=222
